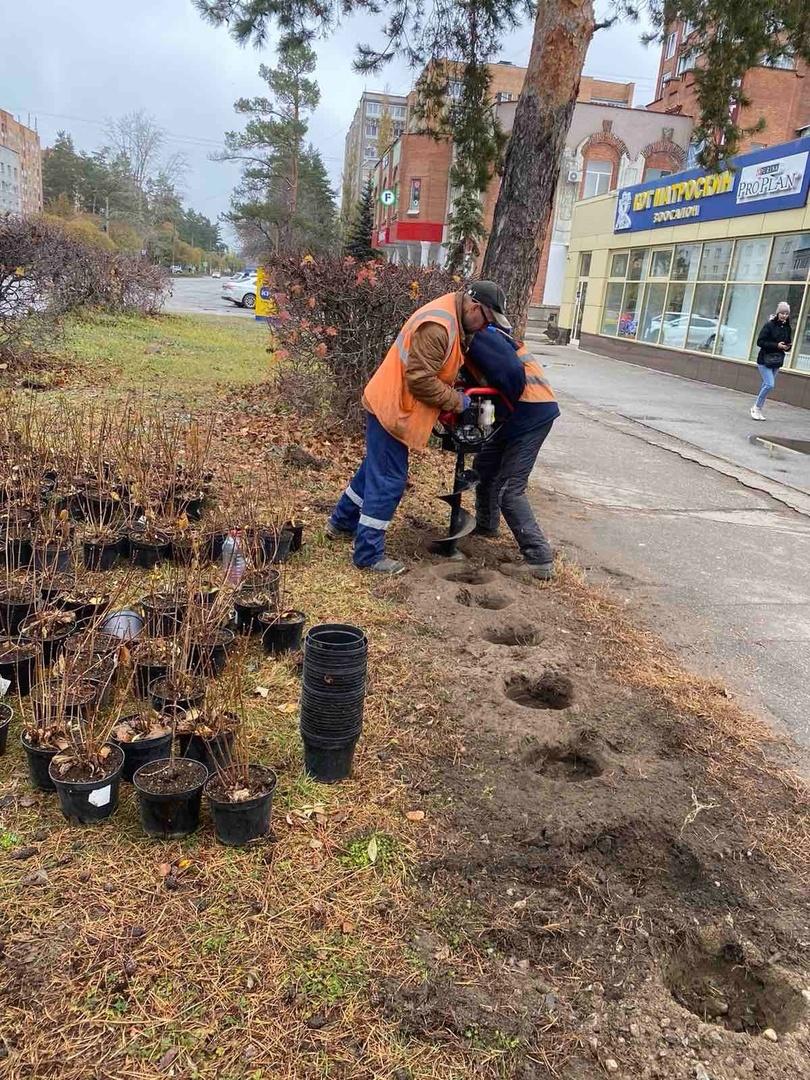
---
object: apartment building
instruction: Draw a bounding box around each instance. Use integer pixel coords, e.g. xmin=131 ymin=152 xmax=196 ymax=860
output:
xmin=342 ymin=92 xmax=409 ymax=212
xmin=0 ymin=110 xmax=43 ymax=216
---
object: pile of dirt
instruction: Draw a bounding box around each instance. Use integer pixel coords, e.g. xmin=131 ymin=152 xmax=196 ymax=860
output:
xmin=382 ymin=559 xmax=809 ymax=1079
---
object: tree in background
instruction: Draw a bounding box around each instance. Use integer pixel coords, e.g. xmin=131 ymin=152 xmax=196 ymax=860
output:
xmin=220 ymin=36 xmax=336 ymax=254
xmin=376 ymin=98 xmax=394 ymax=159
xmin=196 ymin=0 xmax=810 ymax=329
xmin=344 ymin=181 xmax=376 ymax=261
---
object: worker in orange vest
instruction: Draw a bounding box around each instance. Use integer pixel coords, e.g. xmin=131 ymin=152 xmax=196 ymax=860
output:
xmin=327 ymin=281 xmax=511 ymax=574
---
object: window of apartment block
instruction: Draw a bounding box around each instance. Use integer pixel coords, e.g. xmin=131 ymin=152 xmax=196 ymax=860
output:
xmin=495 ymin=92 xmax=514 ymax=102
xmin=682 ymin=20 xmax=697 ymax=38
xmin=644 ymin=167 xmax=673 ymax=181
xmin=665 ymin=32 xmax=677 ymax=59
xmin=393 ymin=105 xmax=407 ymax=119
xmin=582 ymin=159 xmax=613 ymax=199
xmin=579 ymin=251 xmax=592 ymax=277
xmin=366 ymin=122 xmax=378 ymax=137
xmin=676 ymin=48 xmax=699 ymax=76
xmin=761 ymin=51 xmax=796 ymax=70
xmin=408 ymin=178 xmax=422 ymax=213
xmin=449 ymin=80 xmax=463 ymax=101
xmin=366 ymin=102 xmax=381 ymax=116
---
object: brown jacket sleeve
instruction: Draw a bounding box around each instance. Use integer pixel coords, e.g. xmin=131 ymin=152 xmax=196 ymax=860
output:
xmin=405 ymin=323 xmax=466 ymax=412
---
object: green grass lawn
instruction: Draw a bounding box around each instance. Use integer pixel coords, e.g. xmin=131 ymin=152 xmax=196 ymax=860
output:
xmin=64 ymin=311 xmax=272 ymax=390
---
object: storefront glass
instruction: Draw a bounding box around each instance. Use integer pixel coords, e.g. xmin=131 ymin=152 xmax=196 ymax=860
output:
xmin=599 ymin=231 xmax=810 ymax=369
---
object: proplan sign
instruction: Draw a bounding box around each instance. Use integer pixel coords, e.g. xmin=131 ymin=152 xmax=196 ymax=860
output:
xmin=614 ymin=138 xmax=810 ymax=233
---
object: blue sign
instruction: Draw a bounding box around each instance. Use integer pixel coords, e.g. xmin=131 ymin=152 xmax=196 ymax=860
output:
xmin=614 ymin=138 xmax=810 ymax=234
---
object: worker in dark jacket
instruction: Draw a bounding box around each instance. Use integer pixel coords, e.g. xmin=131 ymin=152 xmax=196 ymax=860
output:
xmin=751 ymin=302 xmax=792 ymax=421
xmin=463 ymin=325 xmax=560 ymax=579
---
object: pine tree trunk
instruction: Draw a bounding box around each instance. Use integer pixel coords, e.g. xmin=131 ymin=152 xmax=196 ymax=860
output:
xmin=481 ymin=0 xmax=595 ymax=336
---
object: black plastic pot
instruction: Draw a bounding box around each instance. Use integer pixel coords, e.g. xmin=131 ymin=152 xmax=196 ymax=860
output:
xmin=21 ymin=734 xmax=59 ymax=791
xmin=0 ymin=591 xmax=34 ymax=636
xmin=284 ymin=520 xmax=305 ymax=553
xmin=149 ymin=675 xmax=205 ymax=714
xmin=260 ymin=611 xmax=306 ymax=655
xmin=0 ymin=703 xmax=11 ymax=755
xmin=128 ymin=534 xmax=172 ymax=570
xmin=82 ymin=538 xmax=119 ymax=572
xmin=193 ymin=586 xmax=221 ymax=608
xmin=205 ymin=765 xmax=277 ymax=846
xmin=262 ymin=529 xmax=294 ymax=565
xmin=177 ymin=728 xmax=235 ymax=772
xmin=20 ymin=615 xmax=76 ymax=668
xmin=31 ymin=542 xmax=73 ymax=574
xmin=169 ymin=538 xmax=196 ymax=566
xmin=204 ymin=531 xmax=226 ymax=563
xmin=186 ymin=628 xmax=235 ymax=677
xmin=234 ymin=590 xmax=273 ymax=635
xmin=49 ymin=743 xmax=124 ymax=825
xmin=1 ymin=530 xmax=32 ymax=571
xmin=57 ymin=592 xmax=111 ymax=627
xmin=141 ymin=595 xmax=187 ymax=638
xmin=305 ymin=623 xmax=368 ymax=654
xmin=74 ymin=492 xmax=119 ymax=526
xmin=133 ymin=757 xmax=208 ymax=839
xmin=134 ymin=656 xmax=170 ymax=699
xmin=31 ymin=679 xmax=98 ymax=725
xmin=302 ymin=737 xmax=358 ymax=784
xmin=114 ymin=729 xmax=174 ymax=782
xmin=0 ymin=642 xmax=38 ymax=695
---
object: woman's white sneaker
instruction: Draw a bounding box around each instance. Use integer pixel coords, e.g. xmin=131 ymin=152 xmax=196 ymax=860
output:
xmin=750 ymin=406 xmax=766 ymax=421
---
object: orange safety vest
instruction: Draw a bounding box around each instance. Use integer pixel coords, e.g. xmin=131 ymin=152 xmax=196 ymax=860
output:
xmin=516 ymin=343 xmax=557 ymax=404
xmin=363 ymin=293 xmax=465 ymax=449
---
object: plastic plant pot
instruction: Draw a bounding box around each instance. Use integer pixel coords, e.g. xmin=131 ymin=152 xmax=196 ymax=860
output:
xmin=21 ymin=734 xmax=60 ymax=791
xmin=82 ymin=538 xmax=119 ymax=572
xmin=284 ymin=520 xmax=305 ymax=553
xmin=305 ymin=624 xmax=368 ymax=654
xmin=140 ymin=595 xmax=187 ymax=638
xmin=127 ymin=532 xmax=172 ymax=570
xmin=0 ymin=703 xmax=11 ymax=755
xmin=1 ymin=530 xmax=32 ymax=571
xmin=31 ymin=542 xmax=73 ymax=574
xmin=101 ymin=609 xmax=144 ymax=641
xmin=133 ymin=757 xmax=208 ymax=839
xmin=0 ymin=640 xmax=38 ymax=695
xmin=20 ymin=614 xmax=77 ymax=668
xmin=114 ymin=729 xmax=174 ymax=782
xmin=262 ymin=530 xmax=294 ymax=565
xmin=302 ymin=737 xmax=358 ymax=784
xmin=205 ymin=765 xmax=277 ymax=846
xmin=259 ymin=611 xmax=306 ymax=655
xmin=49 ymin=743 xmax=124 ymax=825
xmin=177 ymin=729 xmax=235 ymax=772
xmin=56 ymin=592 xmax=111 ymax=627
xmin=0 ymin=590 xmax=35 ymax=637
xmin=149 ymin=675 xmax=206 ymax=714
xmin=203 ymin=531 xmax=226 ymax=563
xmin=186 ymin=628 xmax=235 ymax=677
xmin=31 ymin=679 xmax=99 ymax=725
xmin=134 ymin=658 xmax=169 ymax=700
xmin=233 ymin=591 xmax=272 ymax=635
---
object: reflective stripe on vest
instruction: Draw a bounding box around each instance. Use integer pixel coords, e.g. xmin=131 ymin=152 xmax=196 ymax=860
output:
xmin=517 ymin=345 xmax=556 ymax=405
xmin=363 ymin=293 xmax=465 ymax=450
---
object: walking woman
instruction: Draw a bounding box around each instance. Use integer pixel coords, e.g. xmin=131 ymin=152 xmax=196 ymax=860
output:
xmin=751 ymin=302 xmax=792 ymax=421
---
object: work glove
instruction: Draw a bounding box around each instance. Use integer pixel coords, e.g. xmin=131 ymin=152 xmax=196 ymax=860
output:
xmin=457 ymin=393 xmax=472 ymax=412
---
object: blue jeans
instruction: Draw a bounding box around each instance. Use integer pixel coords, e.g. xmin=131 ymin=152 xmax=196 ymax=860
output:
xmin=755 ymin=364 xmax=776 ymax=410
xmin=330 ymin=414 xmax=409 ymax=567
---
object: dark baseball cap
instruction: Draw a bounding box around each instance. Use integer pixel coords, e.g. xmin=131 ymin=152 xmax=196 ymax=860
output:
xmin=467 ymin=280 xmax=511 ymax=330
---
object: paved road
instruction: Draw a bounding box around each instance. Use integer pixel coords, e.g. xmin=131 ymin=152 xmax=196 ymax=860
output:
xmin=163 ymin=275 xmax=254 ymax=318
xmin=528 ymin=344 xmax=810 ymax=756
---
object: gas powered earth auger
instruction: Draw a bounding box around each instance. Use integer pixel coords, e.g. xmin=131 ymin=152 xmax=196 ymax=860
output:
xmin=430 ymin=387 xmax=509 ymax=557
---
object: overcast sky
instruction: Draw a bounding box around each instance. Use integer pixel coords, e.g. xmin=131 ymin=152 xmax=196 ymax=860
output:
xmin=2 ymin=1 xmax=658 ymax=241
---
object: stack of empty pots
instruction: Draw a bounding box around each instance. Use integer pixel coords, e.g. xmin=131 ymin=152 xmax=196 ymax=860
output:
xmin=299 ymin=623 xmax=367 ymax=783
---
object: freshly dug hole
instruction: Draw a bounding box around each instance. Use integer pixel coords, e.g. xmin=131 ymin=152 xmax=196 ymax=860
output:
xmin=534 ymin=747 xmax=602 ymax=781
xmin=665 ymin=943 xmax=806 ymax=1035
xmin=457 ymin=588 xmax=514 ymax=611
xmin=442 ymin=568 xmax=497 ymax=586
xmin=505 ymin=673 xmax=574 ymax=710
xmin=484 ymin=624 xmax=545 ymax=646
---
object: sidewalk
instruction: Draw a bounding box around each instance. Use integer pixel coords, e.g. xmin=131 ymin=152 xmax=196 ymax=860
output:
xmin=531 ymin=344 xmax=810 ymax=755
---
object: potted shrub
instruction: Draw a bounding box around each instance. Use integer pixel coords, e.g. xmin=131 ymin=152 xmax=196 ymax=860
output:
xmin=82 ymin=524 xmax=122 ymax=572
xmin=133 ymin=754 xmax=209 ymax=839
xmin=0 ymin=579 xmax=35 ymax=636
xmin=140 ymin=590 xmax=187 ymax=637
xmin=259 ymin=609 xmax=306 ymax=655
xmin=20 ymin=608 xmax=77 ymax=667
xmin=149 ymin=671 xmax=205 ymax=714
xmin=111 ymin=704 xmax=173 ymax=781
xmin=0 ymin=701 xmax=12 ymax=755
xmin=21 ymin=663 xmax=80 ymax=790
xmin=0 ymin=636 xmax=38 ymax=696
xmin=125 ymin=519 xmax=173 ymax=569
xmin=132 ymin=637 xmax=175 ymax=699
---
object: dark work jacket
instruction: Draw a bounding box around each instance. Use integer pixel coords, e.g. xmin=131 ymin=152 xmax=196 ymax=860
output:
xmin=463 ymin=326 xmax=560 ymax=438
xmin=756 ymin=317 xmax=792 ymax=369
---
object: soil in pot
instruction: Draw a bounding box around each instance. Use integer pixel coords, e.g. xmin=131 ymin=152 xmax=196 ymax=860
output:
xmin=31 ymin=678 xmax=99 ymax=725
xmin=82 ymin=536 xmax=120 ymax=572
xmin=55 ymin=588 xmax=111 ymax=626
xmin=127 ymin=529 xmax=172 ymax=569
xmin=149 ymin=674 xmax=205 ymax=713
xmin=205 ymin=765 xmax=277 ymax=846
xmin=186 ymin=628 xmax=235 ymax=676
xmin=49 ymin=743 xmax=124 ymax=825
xmin=234 ymin=588 xmax=275 ymax=634
xmin=112 ymin=715 xmax=173 ymax=781
xmin=21 ymin=729 xmax=69 ymax=791
xmin=0 ymin=639 xmax=38 ymax=695
xmin=260 ymin=610 xmax=306 ymax=655
xmin=31 ymin=541 xmax=73 ymax=574
xmin=133 ymin=757 xmax=208 ymax=839
xmin=0 ymin=702 xmax=11 ymax=755
xmin=140 ymin=594 xmax=187 ymax=637
xmin=20 ymin=610 xmax=77 ymax=667
xmin=0 ymin=587 xmax=35 ymax=636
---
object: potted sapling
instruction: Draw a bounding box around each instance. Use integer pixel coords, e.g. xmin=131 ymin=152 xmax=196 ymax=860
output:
xmin=175 ymin=664 xmax=241 ymax=771
xmin=21 ymin=655 xmax=84 ymax=790
xmin=112 ymin=697 xmax=173 ymax=782
xmin=31 ymin=507 xmax=74 ymax=574
xmin=258 ymin=562 xmax=305 ymax=655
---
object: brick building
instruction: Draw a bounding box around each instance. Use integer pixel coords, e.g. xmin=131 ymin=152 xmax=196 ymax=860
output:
xmin=342 ymin=92 xmax=409 ymax=213
xmin=649 ymin=21 xmax=810 ymax=152
xmin=0 ymin=110 xmax=43 ymax=216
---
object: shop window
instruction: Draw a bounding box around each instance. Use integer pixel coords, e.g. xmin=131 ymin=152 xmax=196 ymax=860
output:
xmin=650 ymin=248 xmax=673 ymax=277
xmin=719 ymin=284 xmax=762 ymax=360
xmin=601 ymin=282 xmax=624 ymax=334
xmin=688 ymin=283 xmax=725 ymax=352
xmin=698 ymin=241 xmax=732 ymax=281
xmin=671 ymin=243 xmax=700 ymax=281
xmin=731 ymin=237 xmax=772 ymax=281
xmin=582 ymin=159 xmax=613 ymax=199
xmin=639 ymin=283 xmax=668 ymax=344
xmin=579 ymin=251 xmax=592 ymax=277
xmin=618 ymin=283 xmax=642 ymax=338
xmin=627 ymin=249 xmax=648 ymax=281
xmin=791 ymin=304 xmax=810 ymax=373
xmin=659 ymin=283 xmax=695 ymax=348
xmin=750 ymin=284 xmax=807 ymax=362
xmin=767 ymin=233 xmax=810 ymax=282
xmin=610 ymin=252 xmax=629 ymax=278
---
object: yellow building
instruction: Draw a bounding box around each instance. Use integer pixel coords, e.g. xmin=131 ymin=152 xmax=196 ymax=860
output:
xmin=560 ymin=137 xmax=810 ymax=407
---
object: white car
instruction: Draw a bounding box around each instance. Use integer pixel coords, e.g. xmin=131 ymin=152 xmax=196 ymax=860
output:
xmin=650 ymin=313 xmax=739 ymax=351
xmin=222 ymin=272 xmax=257 ymax=309
xmin=211 ymin=270 xmax=221 ymax=278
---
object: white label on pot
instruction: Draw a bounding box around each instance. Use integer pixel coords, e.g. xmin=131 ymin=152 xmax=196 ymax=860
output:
xmin=0 ymin=676 xmax=10 ymax=698
xmin=88 ymin=785 xmax=111 ymax=807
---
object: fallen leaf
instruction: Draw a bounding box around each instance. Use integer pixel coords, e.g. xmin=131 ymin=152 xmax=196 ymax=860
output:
xmin=276 ymin=702 xmax=297 ymax=714
xmin=405 ymin=810 xmax=425 ymax=822
xmin=340 ymin=920 xmax=355 ymax=934
xmin=367 ymin=835 xmax=379 ymax=865
xmin=158 ymin=862 xmax=172 ymax=878
xmin=157 ymin=1047 xmax=179 ymax=1071
xmin=254 ymin=686 xmax=270 ymax=699
xmin=309 ymin=839 xmax=323 ymax=850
